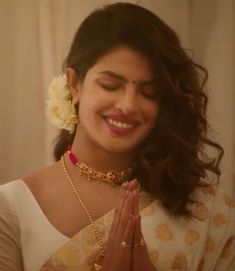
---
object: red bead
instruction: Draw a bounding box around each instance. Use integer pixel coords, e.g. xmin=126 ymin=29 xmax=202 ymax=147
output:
xmin=68 ymin=152 xmax=78 ymax=165
xmin=67 ymin=145 xmax=78 ymax=165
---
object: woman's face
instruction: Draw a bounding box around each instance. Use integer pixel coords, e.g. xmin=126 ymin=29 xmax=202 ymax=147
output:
xmin=71 ymin=46 xmax=160 ymax=153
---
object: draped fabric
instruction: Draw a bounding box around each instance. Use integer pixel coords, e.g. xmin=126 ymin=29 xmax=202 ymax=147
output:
xmin=0 ymin=179 xmax=235 ymax=270
xmin=38 ymin=183 xmax=235 ymax=271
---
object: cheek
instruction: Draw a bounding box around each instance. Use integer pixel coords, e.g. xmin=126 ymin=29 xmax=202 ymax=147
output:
xmin=79 ymin=92 xmax=107 ymax=118
xmin=143 ymin=102 xmax=159 ymax=124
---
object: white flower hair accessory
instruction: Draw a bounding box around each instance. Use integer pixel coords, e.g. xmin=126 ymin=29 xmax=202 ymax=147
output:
xmin=46 ymin=75 xmax=79 ymax=134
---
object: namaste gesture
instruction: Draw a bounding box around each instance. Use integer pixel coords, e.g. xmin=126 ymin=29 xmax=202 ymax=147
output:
xmin=100 ymin=180 xmax=156 ymax=271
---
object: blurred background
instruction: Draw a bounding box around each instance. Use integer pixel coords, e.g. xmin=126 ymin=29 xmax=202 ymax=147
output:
xmin=0 ymin=0 xmax=234 ymax=194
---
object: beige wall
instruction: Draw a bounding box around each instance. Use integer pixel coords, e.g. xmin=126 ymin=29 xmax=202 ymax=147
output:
xmin=0 ymin=0 xmax=234 ymax=193
xmin=189 ymin=0 xmax=235 ymax=192
xmin=0 ymin=1 xmax=45 ymax=181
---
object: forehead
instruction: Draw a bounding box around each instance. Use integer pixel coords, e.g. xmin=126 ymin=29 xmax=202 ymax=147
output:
xmin=88 ymin=46 xmax=154 ymax=80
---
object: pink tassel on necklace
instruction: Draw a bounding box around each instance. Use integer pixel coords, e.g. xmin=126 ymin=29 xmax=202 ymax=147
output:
xmin=67 ymin=145 xmax=79 ymax=165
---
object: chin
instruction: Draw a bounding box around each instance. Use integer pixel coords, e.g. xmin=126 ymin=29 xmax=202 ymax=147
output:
xmin=100 ymin=140 xmax=139 ymax=154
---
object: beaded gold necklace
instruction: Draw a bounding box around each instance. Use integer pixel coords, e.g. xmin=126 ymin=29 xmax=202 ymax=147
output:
xmin=61 ymin=155 xmax=104 ymax=270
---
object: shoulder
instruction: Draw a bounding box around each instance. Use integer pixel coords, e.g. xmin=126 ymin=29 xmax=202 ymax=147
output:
xmin=0 ymin=180 xmax=22 ymax=212
xmin=209 ymin=184 xmax=235 ymax=269
xmin=206 ymin=182 xmax=235 ymax=245
xmin=22 ymin=161 xmax=59 ymax=185
xmin=22 ymin=161 xmax=62 ymax=197
xmin=0 ymin=181 xmax=21 ymax=246
xmin=205 ymin=182 xmax=235 ymax=243
xmin=20 ymin=160 xmax=70 ymax=212
xmin=192 ymin=180 xmax=235 ymax=269
xmin=189 ymin=175 xmax=234 ymax=219
xmin=0 ymin=181 xmax=25 ymax=270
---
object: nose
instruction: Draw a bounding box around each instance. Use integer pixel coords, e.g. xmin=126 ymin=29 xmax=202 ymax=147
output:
xmin=115 ymin=89 xmax=139 ymax=115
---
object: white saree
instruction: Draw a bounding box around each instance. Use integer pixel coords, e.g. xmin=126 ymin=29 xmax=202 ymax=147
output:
xmin=0 ymin=180 xmax=234 ymax=271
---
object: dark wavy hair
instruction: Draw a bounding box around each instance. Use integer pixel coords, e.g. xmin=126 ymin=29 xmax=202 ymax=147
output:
xmin=53 ymin=2 xmax=223 ymax=217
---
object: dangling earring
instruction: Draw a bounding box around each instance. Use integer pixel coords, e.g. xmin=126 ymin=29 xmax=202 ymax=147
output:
xmin=69 ymin=100 xmax=80 ymax=125
xmin=70 ymin=114 xmax=80 ymax=124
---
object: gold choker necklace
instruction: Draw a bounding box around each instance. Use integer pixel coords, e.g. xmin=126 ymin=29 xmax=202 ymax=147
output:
xmin=67 ymin=146 xmax=134 ymax=186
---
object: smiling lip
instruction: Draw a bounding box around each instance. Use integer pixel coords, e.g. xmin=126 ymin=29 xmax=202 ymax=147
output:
xmin=104 ymin=114 xmax=139 ymax=125
xmin=103 ymin=114 xmax=139 ymax=136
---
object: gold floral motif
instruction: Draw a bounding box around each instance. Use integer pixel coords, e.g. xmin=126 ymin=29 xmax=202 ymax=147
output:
xmin=197 ymin=258 xmax=204 ymax=271
xmin=200 ymin=185 xmax=216 ymax=195
xmin=41 ymin=243 xmax=80 ymax=270
xmin=223 ymin=193 xmax=235 ymax=207
xmin=213 ymin=213 xmax=227 ymax=227
xmin=171 ymin=252 xmax=188 ymax=271
xmin=205 ymin=235 xmax=215 ymax=253
xmin=220 ymin=237 xmax=234 ymax=258
xmin=155 ymin=224 xmax=173 ymax=242
xmin=191 ymin=202 xmax=209 ymax=220
xmin=78 ymin=223 xmax=105 ymax=247
xmin=185 ymin=230 xmax=200 ymax=245
xmin=90 ymin=248 xmax=105 ymax=271
xmin=139 ymin=190 xmax=155 ymax=209
xmin=141 ymin=204 xmax=154 ymax=216
xmin=149 ymin=250 xmax=159 ymax=264
xmin=93 ymin=263 xmax=102 ymax=270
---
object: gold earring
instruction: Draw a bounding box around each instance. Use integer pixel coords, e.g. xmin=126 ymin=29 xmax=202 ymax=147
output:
xmin=70 ymin=114 xmax=80 ymax=124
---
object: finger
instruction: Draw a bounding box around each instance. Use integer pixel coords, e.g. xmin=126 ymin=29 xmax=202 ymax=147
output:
xmin=112 ymin=182 xmax=127 ymax=225
xmin=131 ymin=179 xmax=138 ymax=189
xmin=125 ymin=181 xmax=132 ymax=192
xmin=127 ymin=179 xmax=138 ymax=192
xmin=132 ymin=189 xmax=140 ymax=216
xmin=133 ymin=215 xmax=145 ymax=249
xmin=132 ymin=217 xmax=149 ymax=271
xmin=103 ymin=213 xmax=133 ymax=271
xmin=107 ymin=182 xmax=127 ymax=245
xmin=117 ymin=190 xmax=134 ymax=235
xmin=121 ymin=214 xmax=135 ymax=249
xmin=115 ymin=182 xmax=128 ymax=216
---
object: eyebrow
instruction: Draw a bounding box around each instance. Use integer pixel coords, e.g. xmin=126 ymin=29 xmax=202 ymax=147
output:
xmin=97 ymin=70 xmax=156 ymax=86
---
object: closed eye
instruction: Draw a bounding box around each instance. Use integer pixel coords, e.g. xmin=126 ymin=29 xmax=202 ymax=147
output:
xmin=140 ymin=87 xmax=158 ymax=100
xmin=99 ymin=82 xmax=120 ymax=91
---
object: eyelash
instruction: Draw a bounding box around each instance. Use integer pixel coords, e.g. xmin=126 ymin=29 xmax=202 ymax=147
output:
xmin=99 ymin=82 xmax=157 ymax=100
xmin=100 ymin=83 xmax=120 ymax=91
xmin=140 ymin=89 xmax=157 ymax=100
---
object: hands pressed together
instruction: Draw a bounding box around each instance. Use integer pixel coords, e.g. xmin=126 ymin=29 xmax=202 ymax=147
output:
xmin=98 ymin=180 xmax=156 ymax=271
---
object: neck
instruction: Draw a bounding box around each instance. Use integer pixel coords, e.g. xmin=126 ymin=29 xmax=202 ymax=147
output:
xmin=71 ymin=128 xmax=136 ymax=172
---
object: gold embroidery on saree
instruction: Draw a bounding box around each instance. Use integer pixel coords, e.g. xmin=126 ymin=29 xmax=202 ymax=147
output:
xmin=40 ymin=190 xmax=154 ymax=270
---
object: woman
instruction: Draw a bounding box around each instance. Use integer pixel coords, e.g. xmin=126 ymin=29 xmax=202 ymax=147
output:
xmin=0 ymin=2 xmax=234 ymax=271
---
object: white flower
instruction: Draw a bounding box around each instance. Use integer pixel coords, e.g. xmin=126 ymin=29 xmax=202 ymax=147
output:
xmin=48 ymin=75 xmax=71 ymax=99
xmin=46 ymin=74 xmax=78 ymax=133
xmin=46 ymin=98 xmax=77 ymax=133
